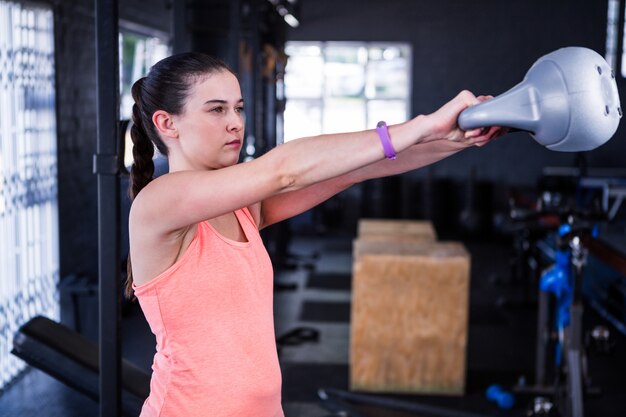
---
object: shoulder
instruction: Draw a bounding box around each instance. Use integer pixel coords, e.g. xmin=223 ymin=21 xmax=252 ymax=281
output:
xmin=129 ymin=171 xmax=199 ymax=218
xmin=128 ymin=175 xmax=169 ymax=223
xmin=128 ymin=173 xmax=188 ymax=235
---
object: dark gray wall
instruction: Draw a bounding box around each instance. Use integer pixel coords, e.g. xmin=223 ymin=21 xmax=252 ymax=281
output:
xmin=287 ymin=0 xmax=620 ymax=186
xmin=54 ymin=0 xmax=172 ymax=280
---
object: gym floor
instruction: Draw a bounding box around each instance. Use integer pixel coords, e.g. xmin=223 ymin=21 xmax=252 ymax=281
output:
xmin=1 ymin=231 xmax=625 ymax=417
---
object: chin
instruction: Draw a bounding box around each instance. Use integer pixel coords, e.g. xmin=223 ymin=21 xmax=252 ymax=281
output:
xmin=222 ymin=156 xmax=241 ymax=168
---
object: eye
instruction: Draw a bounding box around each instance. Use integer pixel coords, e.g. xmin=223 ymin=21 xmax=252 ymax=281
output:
xmin=235 ymin=106 xmax=245 ymax=114
xmin=210 ymin=106 xmax=224 ymax=113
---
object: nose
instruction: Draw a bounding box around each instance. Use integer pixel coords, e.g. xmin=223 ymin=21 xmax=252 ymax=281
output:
xmin=228 ymin=110 xmax=244 ymax=133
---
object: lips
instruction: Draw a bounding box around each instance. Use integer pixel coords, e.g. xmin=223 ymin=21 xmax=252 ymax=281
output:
xmin=226 ymin=139 xmax=241 ymax=146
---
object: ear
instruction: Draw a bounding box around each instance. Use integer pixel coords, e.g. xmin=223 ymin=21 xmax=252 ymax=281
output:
xmin=152 ymin=110 xmax=179 ymax=140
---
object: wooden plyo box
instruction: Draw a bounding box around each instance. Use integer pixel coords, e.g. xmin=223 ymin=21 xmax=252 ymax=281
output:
xmin=357 ymin=219 xmax=437 ymax=242
xmin=350 ymin=240 xmax=470 ymax=395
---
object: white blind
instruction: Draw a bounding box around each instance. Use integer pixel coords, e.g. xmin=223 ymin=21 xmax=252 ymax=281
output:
xmin=0 ymin=1 xmax=59 ymax=389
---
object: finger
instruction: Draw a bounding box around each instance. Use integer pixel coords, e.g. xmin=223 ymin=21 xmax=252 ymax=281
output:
xmin=473 ymin=126 xmax=503 ymax=146
xmin=486 ymin=126 xmax=508 ymax=139
xmin=495 ymin=127 xmax=510 ymax=138
xmin=464 ymin=125 xmax=493 ymax=137
xmin=485 ymin=126 xmax=499 ymax=137
xmin=464 ymin=128 xmax=482 ymax=138
xmin=484 ymin=126 xmax=503 ymax=137
xmin=457 ymin=90 xmax=480 ymax=108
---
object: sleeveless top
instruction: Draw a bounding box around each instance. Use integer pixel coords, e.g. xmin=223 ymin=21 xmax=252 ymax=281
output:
xmin=133 ymin=208 xmax=284 ymax=417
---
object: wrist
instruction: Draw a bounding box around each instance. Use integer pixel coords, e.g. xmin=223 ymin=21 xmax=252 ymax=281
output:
xmin=393 ymin=114 xmax=436 ymax=145
xmin=375 ymin=121 xmax=397 ymax=160
xmin=412 ymin=113 xmax=475 ymax=145
xmin=416 ymin=113 xmax=444 ymax=143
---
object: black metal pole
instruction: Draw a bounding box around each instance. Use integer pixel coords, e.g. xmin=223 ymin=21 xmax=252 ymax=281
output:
xmin=94 ymin=0 xmax=122 ymax=415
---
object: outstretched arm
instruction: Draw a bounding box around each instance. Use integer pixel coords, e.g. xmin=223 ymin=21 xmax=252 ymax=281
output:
xmin=131 ymin=91 xmax=496 ymax=240
xmin=256 ymin=96 xmax=504 ymax=229
xmin=257 ymin=126 xmax=500 ymax=229
xmin=131 ymin=97 xmax=447 ymax=236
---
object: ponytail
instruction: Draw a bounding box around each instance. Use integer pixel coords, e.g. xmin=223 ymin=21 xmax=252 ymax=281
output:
xmin=126 ymin=78 xmax=157 ymax=299
xmin=129 ymin=79 xmax=155 ymax=201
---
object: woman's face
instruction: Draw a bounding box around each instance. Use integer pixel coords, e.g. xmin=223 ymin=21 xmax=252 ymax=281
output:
xmin=172 ymin=70 xmax=245 ymax=170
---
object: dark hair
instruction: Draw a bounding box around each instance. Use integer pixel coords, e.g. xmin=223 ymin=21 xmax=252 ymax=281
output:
xmin=126 ymin=52 xmax=235 ymax=299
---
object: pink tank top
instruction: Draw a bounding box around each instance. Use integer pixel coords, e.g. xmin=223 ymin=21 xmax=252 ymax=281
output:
xmin=133 ymin=208 xmax=284 ymax=417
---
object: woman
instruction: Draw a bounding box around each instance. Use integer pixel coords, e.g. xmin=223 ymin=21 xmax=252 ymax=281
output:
xmin=127 ymin=52 xmax=504 ymax=417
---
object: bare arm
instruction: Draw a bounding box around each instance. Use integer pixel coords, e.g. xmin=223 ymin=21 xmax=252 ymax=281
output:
xmin=130 ymin=111 xmax=440 ymax=238
xmin=257 ymin=135 xmax=482 ymax=229
xmin=130 ymin=91 xmax=503 ymax=241
xmin=256 ymin=95 xmax=505 ymax=229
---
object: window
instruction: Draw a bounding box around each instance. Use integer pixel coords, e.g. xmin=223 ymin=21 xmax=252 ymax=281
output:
xmin=283 ymin=42 xmax=411 ymax=141
xmin=119 ymin=28 xmax=169 ymax=167
xmin=606 ymin=0 xmax=620 ymax=73
xmin=606 ymin=0 xmax=626 ymax=77
xmin=0 ymin=1 xmax=58 ymax=390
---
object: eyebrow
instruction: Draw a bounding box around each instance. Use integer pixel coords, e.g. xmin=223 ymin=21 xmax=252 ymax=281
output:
xmin=203 ymin=98 xmax=244 ymax=105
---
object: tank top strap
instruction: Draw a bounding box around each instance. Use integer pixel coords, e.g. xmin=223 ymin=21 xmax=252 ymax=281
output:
xmin=236 ymin=207 xmax=259 ymax=233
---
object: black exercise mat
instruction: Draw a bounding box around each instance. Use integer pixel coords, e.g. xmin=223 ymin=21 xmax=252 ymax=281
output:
xmin=299 ymin=301 xmax=351 ymax=323
xmin=12 ymin=316 xmax=149 ymax=417
xmin=306 ymin=272 xmax=352 ymax=291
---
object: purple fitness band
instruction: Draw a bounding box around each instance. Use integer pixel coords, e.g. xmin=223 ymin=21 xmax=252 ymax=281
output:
xmin=375 ymin=121 xmax=397 ymax=160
